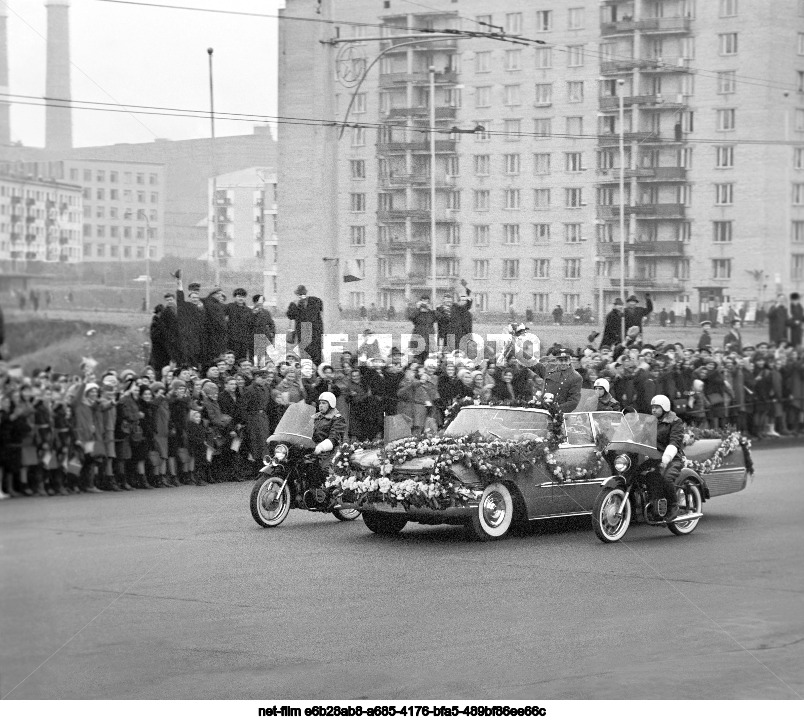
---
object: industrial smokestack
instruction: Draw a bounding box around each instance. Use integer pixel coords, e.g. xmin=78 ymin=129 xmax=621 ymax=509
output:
xmin=0 ymin=2 xmax=10 ymax=146
xmin=45 ymin=0 xmax=72 ymax=150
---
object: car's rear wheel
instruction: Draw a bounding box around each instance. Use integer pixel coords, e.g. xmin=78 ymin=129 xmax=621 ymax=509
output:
xmin=467 ymin=482 xmax=514 ymax=541
xmin=668 ymin=483 xmax=702 ymax=536
xmin=592 ymin=487 xmax=631 ymax=543
xmin=362 ymin=510 xmax=407 ymax=535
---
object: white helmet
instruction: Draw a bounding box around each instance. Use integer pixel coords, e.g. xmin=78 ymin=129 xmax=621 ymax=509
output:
xmin=650 ymin=394 xmax=671 ymax=413
xmin=318 ymin=392 xmax=337 ymax=410
xmin=593 ymin=378 xmax=610 ymax=393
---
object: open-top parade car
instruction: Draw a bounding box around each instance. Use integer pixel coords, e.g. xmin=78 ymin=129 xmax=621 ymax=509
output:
xmin=328 ymin=400 xmax=754 ymax=541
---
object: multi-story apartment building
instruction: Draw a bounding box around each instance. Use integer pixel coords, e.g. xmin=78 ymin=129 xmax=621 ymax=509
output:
xmin=0 ymin=170 xmax=82 ymax=264
xmin=279 ymin=0 xmax=804 ymax=322
xmin=209 ymin=167 xmax=279 ymax=303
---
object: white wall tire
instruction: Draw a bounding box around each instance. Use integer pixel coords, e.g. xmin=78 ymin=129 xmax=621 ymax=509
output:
xmin=668 ymin=484 xmax=702 ymax=536
xmin=332 ymin=507 xmax=362 ymax=522
xmin=250 ymin=476 xmax=291 ymax=528
xmin=468 ymin=482 xmax=515 ymax=541
xmin=592 ymin=487 xmax=632 ymax=543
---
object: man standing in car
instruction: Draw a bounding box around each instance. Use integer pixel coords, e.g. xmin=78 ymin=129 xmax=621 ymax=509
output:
xmin=543 ymin=349 xmax=582 ymax=412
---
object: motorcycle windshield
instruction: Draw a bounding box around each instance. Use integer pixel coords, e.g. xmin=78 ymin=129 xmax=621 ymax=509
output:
xmin=608 ymin=412 xmax=661 ymax=459
xmin=268 ymin=400 xmax=316 ymax=448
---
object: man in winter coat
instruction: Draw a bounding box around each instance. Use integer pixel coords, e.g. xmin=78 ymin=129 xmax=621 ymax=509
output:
xmin=454 ymin=281 xmax=473 ymax=343
xmin=287 ymin=285 xmax=324 ymax=366
xmin=790 ymin=292 xmax=803 ymax=348
xmin=226 ymin=288 xmax=253 ymax=362
xmin=624 ymin=293 xmax=653 ymax=333
xmin=768 ymin=294 xmax=789 ymax=345
xmin=407 ymin=295 xmax=437 ymax=363
xmin=723 ymin=319 xmax=744 ymax=353
xmin=202 ymin=287 xmax=228 ymax=367
xmin=252 ymin=294 xmax=276 ymax=360
xmin=435 ymin=293 xmax=463 ymax=352
xmin=601 ymin=298 xmax=624 ymax=348
xmin=543 ymin=349 xmax=582 ymax=412
xmin=175 ymin=272 xmax=205 ymax=368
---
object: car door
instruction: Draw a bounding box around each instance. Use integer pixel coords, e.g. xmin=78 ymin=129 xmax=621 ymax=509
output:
xmin=551 ymin=413 xmax=605 ymax=515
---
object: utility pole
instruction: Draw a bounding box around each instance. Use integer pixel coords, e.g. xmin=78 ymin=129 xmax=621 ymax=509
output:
xmin=208 ymin=47 xmax=220 ymax=287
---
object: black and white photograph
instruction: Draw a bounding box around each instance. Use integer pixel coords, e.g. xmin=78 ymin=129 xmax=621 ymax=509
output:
xmin=1 ymin=0 xmax=803 ymax=712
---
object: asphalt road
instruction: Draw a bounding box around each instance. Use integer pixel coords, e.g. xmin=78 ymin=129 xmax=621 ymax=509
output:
xmin=1 ymin=446 xmax=802 ymax=701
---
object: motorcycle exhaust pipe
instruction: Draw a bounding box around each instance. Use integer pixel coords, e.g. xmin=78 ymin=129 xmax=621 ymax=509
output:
xmin=665 ymin=512 xmax=703 ymax=524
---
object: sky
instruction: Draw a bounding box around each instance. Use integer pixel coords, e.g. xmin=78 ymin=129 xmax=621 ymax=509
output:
xmin=4 ymin=0 xmax=283 ymax=147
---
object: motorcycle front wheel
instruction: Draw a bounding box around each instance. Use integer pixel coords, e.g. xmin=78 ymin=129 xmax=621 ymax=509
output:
xmin=332 ymin=507 xmax=362 ymax=522
xmin=592 ymin=487 xmax=632 ymax=543
xmin=668 ymin=483 xmax=702 ymax=536
xmin=250 ymin=475 xmax=291 ymax=528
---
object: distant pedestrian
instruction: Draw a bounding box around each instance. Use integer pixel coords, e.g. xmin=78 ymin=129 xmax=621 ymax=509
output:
xmin=623 ymin=294 xmax=652 ymax=333
xmin=768 ymin=294 xmax=789 ymax=345
xmin=659 ymin=308 xmax=668 ymax=327
xmin=668 ymin=309 xmax=676 ymax=326
xmin=287 ymin=285 xmax=324 ymax=366
xmin=790 ymin=292 xmax=803 ymax=348
xmin=684 ymin=305 xmax=693 ymax=326
xmin=552 ymin=305 xmax=563 ymax=326
xmin=45 ymin=290 xmax=52 ymax=309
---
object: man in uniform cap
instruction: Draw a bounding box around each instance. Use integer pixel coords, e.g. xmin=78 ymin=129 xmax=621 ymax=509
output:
xmin=543 ymin=348 xmax=582 ymax=412
xmin=698 ymin=320 xmax=712 ymax=351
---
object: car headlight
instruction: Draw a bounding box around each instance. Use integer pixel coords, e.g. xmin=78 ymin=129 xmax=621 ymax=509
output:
xmin=273 ymin=444 xmax=289 ymax=462
xmin=613 ymin=454 xmax=631 ymax=473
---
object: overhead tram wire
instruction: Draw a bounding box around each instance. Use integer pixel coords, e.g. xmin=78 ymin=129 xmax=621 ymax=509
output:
xmin=97 ymin=0 xmax=800 ymax=95
xmin=2 ymin=92 xmax=799 ymax=149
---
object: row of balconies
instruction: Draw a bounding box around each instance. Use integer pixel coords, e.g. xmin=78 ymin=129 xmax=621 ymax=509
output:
xmin=597 ymin=203 xmax=686 ymax=219
xmin=601 ymin=57 xmax=693 ymax=75
xmin=601 ymin=16 xmax=692 ymax=36
xmin=599 ymin=94 xmax=688 ymax=111
xmin=377 ymin=139 xmax=457 ymax=153
xmin=377 ymin=238 xmax=461 ymax=254
xmin=377 ymin=208 xmax=458 ymax=223
xmin=379 ymin=37 xmax=457 ymax=52
xmin=379 ymin=173 xmax=456 ymax=188
xmin=598 ymin=132 xmax=684 ymax=146
xmin=384 ymin=106 xmax=457 ymax=120
xmin=597 ymin=240 xmax=686 ymax=257
xmin=378 ymin=70 xmax=459 ymax=87
xmin=597 ymin=166 xmax=688 ymax=182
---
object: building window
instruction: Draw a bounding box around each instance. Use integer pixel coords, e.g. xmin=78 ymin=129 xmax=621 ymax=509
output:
xmin=713 ymin=221 xmax=733 ymax=242
xmin=715 ymin=183 xmax=734 ymax=205
xmin=536 ymin=10 xmax=552 ymax=32
xmin=95 ymin=188 xmax=104 ymax=201
xmin=474 ymin=225 xmax=490 ymax=246
xmin=799 ymin=33 xmax=804 ymax=55
xmin=351 ymin=127 xmax=366 ymax=147
xmin=534 ymin=83 xmax=552 ymax=106
xmin=137 ymin=191 xmax=145 ymax=203
xmin=502 ymin=259 xmax=520 ymax=280
xmin=350 ymin=160 xmax=366 ymax=179
xmin=563 ymin=258 xmax=582 ymax=279
xmin=473 ymin=259 xmax=490 ymax=280
xmin=447 ymin=190 xmax=461 ymax=210
xmin=475 ymin=86 xmax=491 ymax=108
xmin=502 ymin=293 xmax=518 ymax=311
xmin=567 ymin=81 xmax=584 ymax=103
xmin=475 ymin=121 xmax=492 ymax=141
xmin=719 ymin=33 xmax=738 ymax=55
xmin=504 ymin=84 xmax=521 ymax=106
xmin=110 ymin=171 xmax=118 ymax=183
xmin=567 ymin=46 xmax=584 ymax=67
xmin=566 ymin=116 xmax=583 ymax=137
xmin=794 ymin=183 xmax=804 ymax=205
xmin=533 ymin=223 xmax=551 ymax=244
xmin=136 ymin=173 xmax=144 ymax=185
xmin=503 ymin=118 xmax=522 ymax=141
xmin=717 ymin=71 xmax=736 ymax=94
xmin=503 ymin=224 xmax=520 ymax=245
xmin=110 ymin=226 xmax=119 ymax=238
xmin=475 ymin=51 xmax=491 ymax=73
xmin=446 ymin=155 xmax=459 ymax=176
xmin=474 ymin=155 xmax=490 ymax=175
xmin=504 ymin=189 xmax=521 ymax=210
xmin=533 ymin=118 xmax=552 ymax=138
xmin=473 ymin=292 xmax=488 ymax=311
xmin=504 ymin=50 xmax=522 ymax=71
xmin=565 ymin=152 xmax=583 ymax=172
xmin=793 ymin=254 xmax=804 ymax=280
xmin=474 ymin=189 xmax=490 ymax=211
xmin=717 ymin=108 xmax=736 ymax=131
xmin=83 ymin=224 xmax=92 ymax=238
xmin=564 ymin=223 xmax=583 ymax=242
xmin=716 ymin=146 xmax=734 ymax=168
xmin=350 ymin=226 xmax=366 ymax=246
xmin=568 ymin=7 xmax=584 ymax=29
xmin=110 ymin=245 xmax=118 ymax=257
xmin=565 ymin=188 xmax=583 ymax=208
xmin=447 ymin=225 xmax=461 ymax=245
xmin=376 ymin=192 xmax=392 ymax=211
xmin=83 ymin=243 xmax=91 ymax=256
xmin=350 ymin=193 xmax=366 ymax=212
xmin=534 ymin=153 xmax=551 ymax=174
xmin=712 ymin=258 xmax=732 ymax=279
xmin=503 ymin=154 xmax=521 ymax=175
xmin=534 ymin=188 xmax=551 ymax=209
xmin=535 ymin=47 xmax=552 ymax=68
xmin=123 ymin=245 xmax=131 ymax=258
xmin=533 ymin=259 xmax=550 ymax=278
xmin=719 ymin=0 xmax=738 ymax=16
xmin=793 ymin=220 xmax=804 ymax=242
xmin=796 ymin=109 xmax=804 ymax=132
xmin=349 ymin=292 xmax=365 ymax=309
xmin=532 ymin=293 xmax=550 ymax=313
xmin=353 ymin=93 xmax=366 ymax=114
xmin=505 ymin=12 xmax=522 ymax=34
xmin=563 ymin=294 xmax=581 ymax=312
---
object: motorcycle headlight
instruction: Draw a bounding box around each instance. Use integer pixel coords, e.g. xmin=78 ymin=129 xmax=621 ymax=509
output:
xmin=613 ymin=454 xmax=631 ymax=473
xmin=273 ymin=444 xmax=289 ymax=462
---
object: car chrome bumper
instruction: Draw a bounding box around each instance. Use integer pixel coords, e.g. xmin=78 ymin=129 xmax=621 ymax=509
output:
xmin=339 ymin=500 xmax=476 ymax=519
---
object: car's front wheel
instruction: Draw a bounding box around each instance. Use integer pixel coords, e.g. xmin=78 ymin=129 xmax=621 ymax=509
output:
xmin=362 ymin=510 xmax=407 ymax=535
xmin=467 ymin=482 xmax=515 ymax=541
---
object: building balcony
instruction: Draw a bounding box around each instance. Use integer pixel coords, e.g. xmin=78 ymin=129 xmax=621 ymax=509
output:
xmin=379 ymin=274 xmax=427 ymax=287
xmin=385 ymin=106 xmax=457 ymax=120
xmin=609 ymin=277 xmax=686 ymax=292
xmin=379 ymin=35 xmax=457 ymax=52
xmin=25 ymin=216 xmax=36 ymax=225
xmin=598 ymin=131 xmax=657 ymax=146
xmin=59 ymin=235 xmax=70 ymax=245
xmin=640 ymin=57 xmax=693 ymax=73
xmin=378 ymin=70 xmax=458 ymax=87
xmin=597 ymin=166 xmax=687 ymax=183
xmin=25 ymin=234 xmax=36 ymax=243
xmin=10 ymin=232 xmax=20 ymax=242
xmin=601 ymin=19 xmax=637 ymax=36
xmin=626 ymin=203 xmax=686 ymax=218
xmin=637 ymin=17 xmax=692 ymax=34
xmin=10 ymin=214 xmax=21 ymax=224
xmin=377 ymin=237 xmax=431 ymax=253
xmin=379 ymin=173 xmax=456 ymax=188
xmin=633 ymin=241 xmax=687 ymax=256
xmin=378 ymin=208 xmax=431 ymax=222
xmin=25 ymin=198 xmax=35 ymax=206
xmin=377 ymin=139 xmax=457 ymax=154
xmin=11 ymin=196 xmax=22 ymax=205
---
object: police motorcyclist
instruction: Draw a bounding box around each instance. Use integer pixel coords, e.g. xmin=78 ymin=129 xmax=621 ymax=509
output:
xmin=312 ymin=391 xmax=346 ymax=469
xmin=593 ymin=378 xmax=621 ymax=411
xmin=649 ymin=394 xmax=683 ymax=522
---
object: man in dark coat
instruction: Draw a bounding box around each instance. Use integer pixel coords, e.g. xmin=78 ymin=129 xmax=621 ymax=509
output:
xmin=543 ymin=348 xmax=582 ymax=412
xmin=768 ymin=294 xmax=789 ymax=345
xmin=252 ymin=294 xmax=276 ymax=345
xmin=226 ymin=288 xmax=254 ymax=362
xmin=202 ymin=288 xmax=228 ymax=367
xmin=0 ymin=298 xmax=5 ymax=359
xmin=601 ymin=298 xmax=624 ymax=348
xmin=239 ymin=369 xmax=275 ymax=461
xmin=435 ymin=293 xmax=463 ymax=352
xmin=454 ymin=281 xmax=473 ymax=346
xmin=623 ymin=293 xmax=653 ymax=333
xmin=286 ymin=285 xmax=324 ymax=366
xmin=175 ymin=273 xmax=205 ymax=369
xmin=723 ymin=318 xmax=744 ymax=353
xmin=698 ymin=320 xmax=712 ymax=350
xmin=789 ymin=292 xmax=803 ymax=348
xmin=407 ymin=295 xmax=437 ymax=363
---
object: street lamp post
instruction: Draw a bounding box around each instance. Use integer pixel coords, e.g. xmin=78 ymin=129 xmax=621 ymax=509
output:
xmin=208 ymin=47 xmax=220 ymax=287
xmin=618 ymin=78 xmax=627 ymax=342
xmin=429 ymin=65 xmax=437 ymax=306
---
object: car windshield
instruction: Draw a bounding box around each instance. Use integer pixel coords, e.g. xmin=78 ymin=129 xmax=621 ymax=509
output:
xmin=563 ymin=413 xmax=594 ymax=446
xmin=443 ymin=407 xmax=551 ymax=441
xmin=590 ymin=411 xmax=627 ymax=444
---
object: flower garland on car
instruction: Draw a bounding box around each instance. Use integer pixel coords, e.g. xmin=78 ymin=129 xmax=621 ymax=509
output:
xmin=442 ymin=396 xmax=567 ymax=443
xmin=681 ymin=426 xmax=754 ymax=476
xmin=327 ymin=400 xmax=609 ymax=510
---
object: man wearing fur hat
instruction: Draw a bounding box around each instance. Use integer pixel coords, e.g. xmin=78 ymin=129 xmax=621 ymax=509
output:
xmin=287 ymin=285 xmax=324 ymax=366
